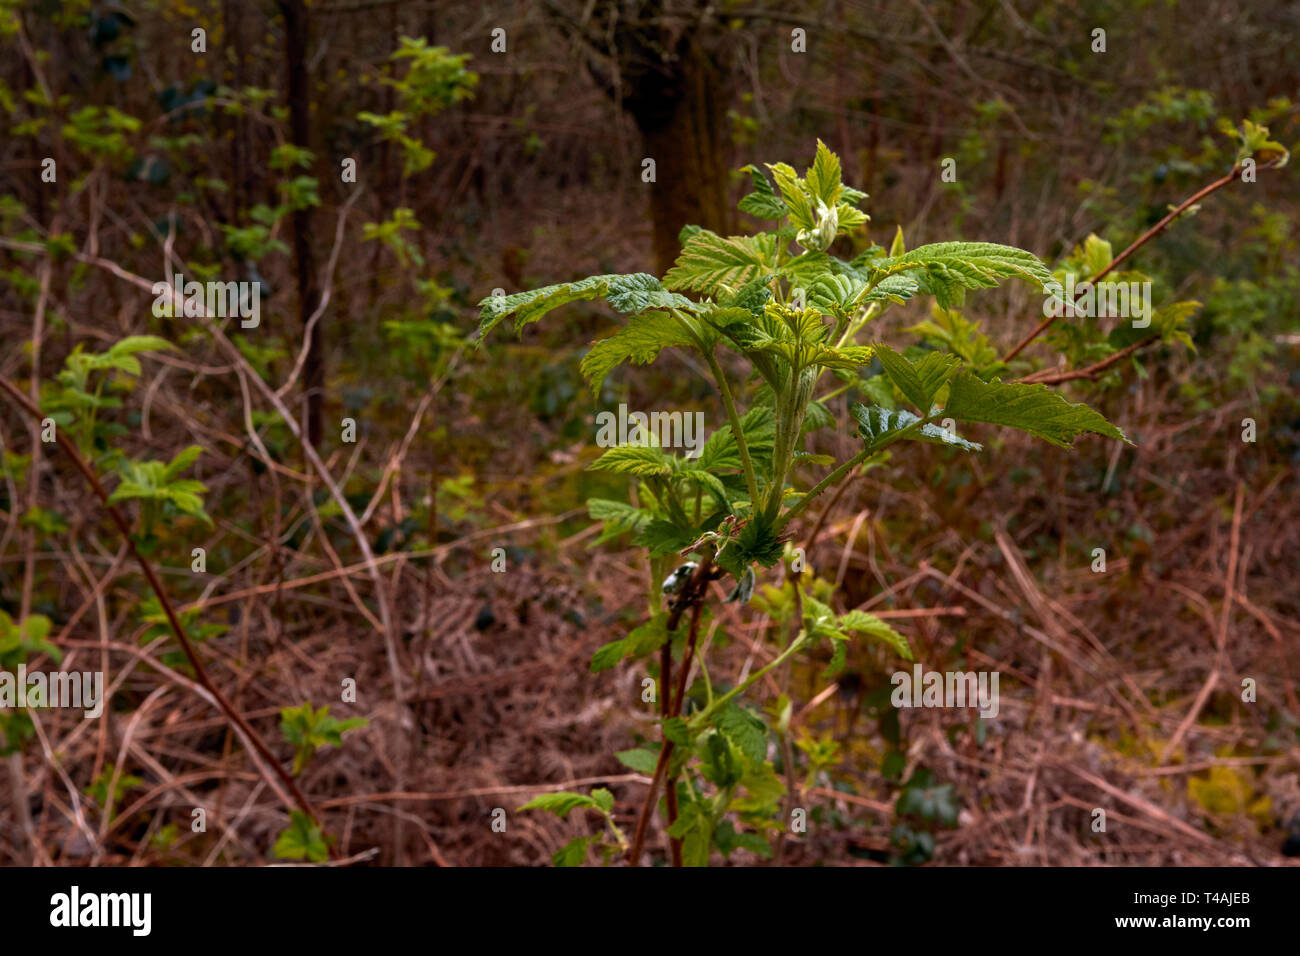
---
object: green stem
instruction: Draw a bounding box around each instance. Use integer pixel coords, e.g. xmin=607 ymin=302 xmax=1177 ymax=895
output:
xmin=814 ymin=381 xmax=854 ymax=404
xmin=776 ymin=447 xmax=875 ymax=533
xmin=690 ymin=629 xmax=810 ymax=729
xmin=704 ymin=348 xmax=761 ymax=509
xmin=764 ymin=368 xmax=815 ymax=523
xmin=775 ymin=412 xmax=934 ymax=534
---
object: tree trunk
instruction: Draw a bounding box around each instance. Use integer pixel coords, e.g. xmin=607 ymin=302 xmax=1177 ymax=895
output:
xmin=278 ymin=0 xmax=323 ymax=447
xmin=631 ymin=40 xmax=731 ymax=275
xmin=569 ymin=1 xmax=732 ymax=276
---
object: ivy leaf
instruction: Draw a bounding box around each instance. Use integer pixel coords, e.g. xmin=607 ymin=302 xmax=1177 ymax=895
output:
xmin=942 ymin=371 xmax=1131 ymax=448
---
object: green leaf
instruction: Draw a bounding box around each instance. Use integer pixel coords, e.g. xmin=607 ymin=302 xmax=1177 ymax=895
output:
xmin=766 ymin=163 xmax=814 ymax=229
xmin=663 ymin=231 xmax=775 ymax=295
xmin=627 ymin=615 xmax=670 ymax=656
xmin=590 ymin=638 xmax=629 ymax=674
xmin=719 ymin=514 xmax=784 ymax=573
xmin=722 ymin=276 xmax=775 ymax=317
xmin=807 ymin=273 xmax=869 ymax=319
xmin=682 ymin=828 xmax=711 ymax=867
xmin=712 ymin=818 xmax=771 ymax=859
xmin=615 ymin=748 xmax=660 ymax=773
xmin=161 ymin=445 xmax=204 ymax=482
xmin=942 ymin=371 xmax=1131 ymax=448
xmin=1108 ymin=300 xmax=1199 ymax=352
xmin=661 ymin=717 xmax=691 ymax=745
xmin=699 ymin=731 xmax=743 ymax=788
xmin=906 ymin=307 xmax=1002 ymax=374
xmin=804 ymin=139 xmax=843 ymax=206
xmin=553 ymin=835 xmax=596 ymax=867
xmin=517 ymin=791 xmax=604 ymax=818
xmin=873 ymin=344 xmax=962 ymax=413
xmin=713 ymin=704 xmax=768 ymax=764
xmin=103 ymin=335 xmax=175 ymax=372
xmin=590 ymin=615 xmax=668 ymax=672
xmin=475 ymin=273 xmax=624 ymax=340
xmin=822 ymin=637 xmax=847 ymax=678
xmin=587 ymin=497 xmax=651 ymax=547
xmin=272 ymin=811 xmax=329 ymax=863
xmin=861 ymin=273 xmax=919 ymax=305
xmin=588 ymin=444 xmax=673 ymax=476
xmin=604 ymin=273 xmax=696 ymax=314
xmin=873 ymin=241 xmax=1057 ymax=309
xmin=580 ymin=312 xmax=697 ymax=396
xmin=697 ymin=405 xmax=775 ymax=474
xmin=839 ymin=609 xmax=913 ymax=660
xmin=1082 ymin=234 xmax=1113 ymax=278
xmin=635 ymin=518 xmax=696 ymax=557
xmin=738 ymin=165 xmax=788 ymax=220
xmin=852 ymin=404 xmax=981 ymax=452
xmin=889 ymin=226 xmax=906 ymax=258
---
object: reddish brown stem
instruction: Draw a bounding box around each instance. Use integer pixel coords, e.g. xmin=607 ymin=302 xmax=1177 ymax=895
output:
xmin=1002 ymin=162 xmax=1269 ymax=364
xmin=0 ymin=375 xmax=327 ymax=839
xmin=660 ymin=640 xmax=682 ymax=866
xmin=626 ymin=554 xmax=714 ymax=866
xmin=1018 ymin=335 xmax=1159 ymax=385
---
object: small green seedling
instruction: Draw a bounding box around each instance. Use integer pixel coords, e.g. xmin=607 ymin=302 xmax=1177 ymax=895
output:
xmin=279 ymin=701 xmax=368 ymax=776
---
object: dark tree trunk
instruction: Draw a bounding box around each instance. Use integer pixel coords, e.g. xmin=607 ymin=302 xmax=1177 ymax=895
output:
xmin=566 ymin=1 xmax=732 ymax=275
xmin=628 ymin=39 xmax=731 ymax=274
xmin=278 ymin=0 xmax=323 ymax=447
